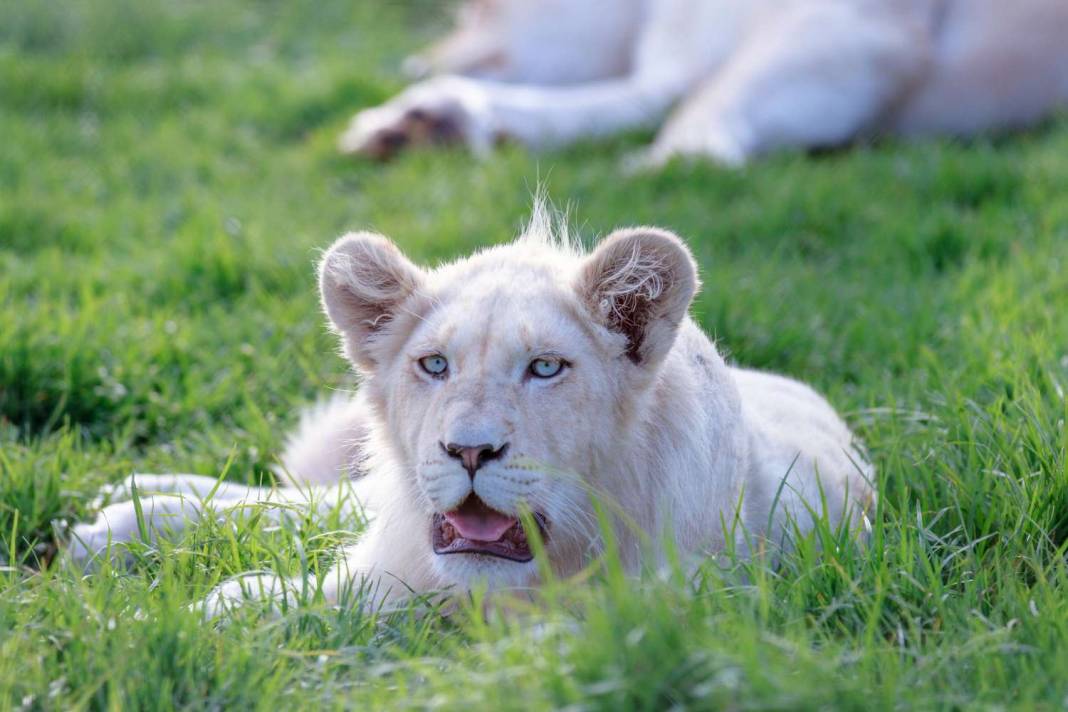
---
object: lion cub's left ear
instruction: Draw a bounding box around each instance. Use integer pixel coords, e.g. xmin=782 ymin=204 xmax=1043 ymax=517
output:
xmin=577 ymin=227 xmax=699 ymax=367
xmin=319 ymin=232 xmax=426 ymax=371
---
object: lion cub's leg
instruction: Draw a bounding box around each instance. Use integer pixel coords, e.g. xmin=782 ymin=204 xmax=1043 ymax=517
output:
xmin=197 ymin=511 xmax=434 ymax=617
xmin=67 ymin=491 xmax=210 ymax=566
xmin=643 ymin=3 xmax=928 ymax=166
xmin=92 ymin=473 xmax=267 ymax=505
xmin=68 ymin=476 xmax=370 ymax=567
xmin=70 ymin=473 xmax=282 ymax=561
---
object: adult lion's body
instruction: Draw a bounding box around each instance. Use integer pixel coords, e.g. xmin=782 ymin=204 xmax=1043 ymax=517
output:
xmin=71 ymin=214 xmax=873 ymax=612
xmin=340 ymin=0 xmax=1068 ymax=166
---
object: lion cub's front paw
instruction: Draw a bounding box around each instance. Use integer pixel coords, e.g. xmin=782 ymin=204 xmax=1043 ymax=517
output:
xmin=194 ymin=574 xmax=296 ymax=619
xmin=338 ymin=77 xmax=494 ymax=160
xmin=66 ymin=518 xmax=124 ymax=568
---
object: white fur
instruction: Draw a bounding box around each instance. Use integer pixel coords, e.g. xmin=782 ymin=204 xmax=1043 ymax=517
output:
xmin=70 ymin=209 xmax=874 ymax=614
xmin=339 ymin=0 xmax=1068 ymax=165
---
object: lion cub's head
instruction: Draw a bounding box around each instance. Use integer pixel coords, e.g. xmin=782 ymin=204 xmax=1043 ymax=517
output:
xmin=319 ymin=218 xmax=698 ymax=588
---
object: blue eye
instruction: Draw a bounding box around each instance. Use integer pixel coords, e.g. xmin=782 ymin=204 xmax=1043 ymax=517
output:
xmin=419 ymin=354 xmax=448 ymax=376
xmin=529 ymin=357 xmax=564 ymax=379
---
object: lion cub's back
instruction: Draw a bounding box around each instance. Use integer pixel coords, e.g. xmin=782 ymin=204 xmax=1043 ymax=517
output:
xmin=731 ymin=367 xmax=874 ymax=535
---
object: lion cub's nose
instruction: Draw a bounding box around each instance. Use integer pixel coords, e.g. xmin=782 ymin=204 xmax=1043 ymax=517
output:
xmin=442 ymin=442 xmax=508 ymax=479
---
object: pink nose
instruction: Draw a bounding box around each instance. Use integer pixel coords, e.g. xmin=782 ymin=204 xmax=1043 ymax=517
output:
xmin=441 ymin=442 xmax=508 ymax=479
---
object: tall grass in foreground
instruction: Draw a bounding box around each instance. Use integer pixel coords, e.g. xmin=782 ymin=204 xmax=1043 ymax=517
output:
xmin=3 ymin=382 xmax=1067 ymax=709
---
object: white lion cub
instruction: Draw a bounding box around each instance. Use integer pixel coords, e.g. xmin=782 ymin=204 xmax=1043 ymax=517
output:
xmin=70 ymin=213 xmax=874 ymax=613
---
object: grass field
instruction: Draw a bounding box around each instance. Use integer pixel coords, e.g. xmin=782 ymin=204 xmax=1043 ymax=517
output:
xmin=3 ymin=1 xmax=1068 ymax=708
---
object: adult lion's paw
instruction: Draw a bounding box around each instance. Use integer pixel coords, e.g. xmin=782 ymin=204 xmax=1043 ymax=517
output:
xmin=338 ymin=77 xmax=496 ymax=160
xmin=636 ymin=120 xmax=752 ymax=172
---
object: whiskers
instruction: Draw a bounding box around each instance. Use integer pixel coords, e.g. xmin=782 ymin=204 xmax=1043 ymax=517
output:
xmin=507 ymin=456 xmax=602 ymax=547
xmin=512 ymin=455 xmax=662 ymax=562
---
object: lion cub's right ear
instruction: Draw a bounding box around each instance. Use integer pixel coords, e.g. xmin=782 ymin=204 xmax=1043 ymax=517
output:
xmin=319 ymin=232 xmax=426 ymax=371
xmin=577 ymin=227 xmax=699 ymax=369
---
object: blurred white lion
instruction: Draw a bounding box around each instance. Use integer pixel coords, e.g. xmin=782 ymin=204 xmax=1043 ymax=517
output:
xmin=340 ymin=0 xmax=1068 ymax=166
xmin=70 ymin=208 xmax=873 ymax=614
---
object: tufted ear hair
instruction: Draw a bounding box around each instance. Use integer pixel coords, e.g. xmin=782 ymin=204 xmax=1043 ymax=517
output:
xmin=319 ymin=231 xmax=426 ymax=372
xmin=576 ymin=227 xmax=699 ymax=368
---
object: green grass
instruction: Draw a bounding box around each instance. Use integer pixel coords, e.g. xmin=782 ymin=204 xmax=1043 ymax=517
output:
xmin=2 ymin=0 xmax=1068 ymax=708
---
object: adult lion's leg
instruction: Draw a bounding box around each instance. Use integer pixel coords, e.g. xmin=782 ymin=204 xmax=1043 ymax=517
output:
xmin=402 ymin=0 xmax=641 ymax=85
xmin=642 ymin=4 xmax=929 ymax=167
xmin=337 ymin=74 xmax=685 ymax=159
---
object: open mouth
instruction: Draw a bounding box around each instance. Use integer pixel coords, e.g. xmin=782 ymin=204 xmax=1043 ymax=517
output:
xmin=432 ymin=495 xmax=549 ymax=563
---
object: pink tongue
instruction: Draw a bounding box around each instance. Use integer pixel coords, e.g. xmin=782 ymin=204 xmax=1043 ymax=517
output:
xmin=445 ymin=497 xmax=517 ymax=542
